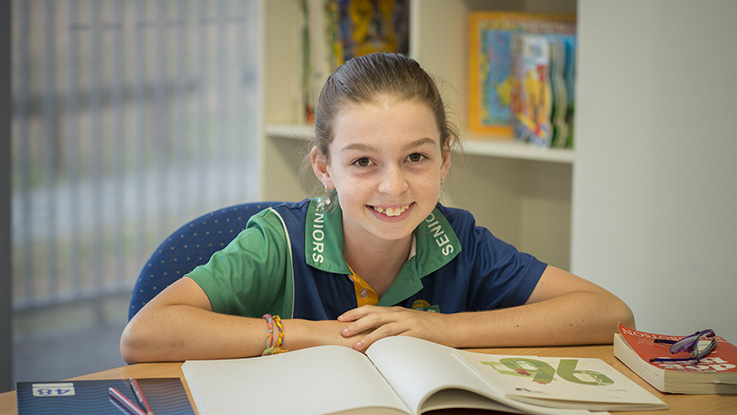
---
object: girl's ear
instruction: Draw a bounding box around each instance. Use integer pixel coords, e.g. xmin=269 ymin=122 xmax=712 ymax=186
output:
xmin=310 ymin=146 xmax=335 ymax=189
xmin=440 ymin=138 xmax=452 ymax=179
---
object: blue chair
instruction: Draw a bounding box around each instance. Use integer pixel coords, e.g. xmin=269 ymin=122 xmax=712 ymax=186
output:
xmin=128 ymin=201 xmax=284 ymax=320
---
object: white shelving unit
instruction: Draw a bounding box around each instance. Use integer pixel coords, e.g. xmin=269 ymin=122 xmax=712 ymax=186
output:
xmin=261 ymin=0 xmax=577 ymax=269
xmin=267 ymin=124 xmax=575 ymax=164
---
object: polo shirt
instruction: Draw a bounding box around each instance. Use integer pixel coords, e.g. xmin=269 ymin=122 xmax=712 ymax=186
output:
xmin=188 ymin=199 xmax=546 ymax=319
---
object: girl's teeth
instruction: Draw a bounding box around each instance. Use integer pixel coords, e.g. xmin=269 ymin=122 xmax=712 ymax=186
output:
xmin=374 ymin=205 xmax=408 ymax=217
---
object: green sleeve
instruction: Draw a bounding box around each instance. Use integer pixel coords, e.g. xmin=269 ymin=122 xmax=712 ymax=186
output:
xmin=186 ymin=208 xmax=294 ymax=318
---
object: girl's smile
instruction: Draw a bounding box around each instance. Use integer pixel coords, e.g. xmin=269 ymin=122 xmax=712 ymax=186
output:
xmin=371 ymin=203 xmax=412 ymax=217
xmin=369 ymin=202 xmax=414 ymax=221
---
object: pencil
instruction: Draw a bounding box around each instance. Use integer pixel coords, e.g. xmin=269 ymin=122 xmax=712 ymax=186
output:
xmin=109 ymin=386 xmax=147 ymax=415
xmin=129 ymin=377 xmax=155 ymax=415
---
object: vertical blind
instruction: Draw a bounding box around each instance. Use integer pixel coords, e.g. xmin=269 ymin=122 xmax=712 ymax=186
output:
xmin=12 ymin=0 xmax=261 ymax=311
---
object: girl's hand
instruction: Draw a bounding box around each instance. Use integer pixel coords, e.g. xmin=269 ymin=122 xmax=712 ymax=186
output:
xmin=288 ymin=319 xmax=372 ymax=350
xmin=337 ymin=305 xmax=454 ymax=352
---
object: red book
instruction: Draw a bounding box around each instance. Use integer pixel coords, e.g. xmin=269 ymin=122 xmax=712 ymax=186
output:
xmin=614 ymin=323 xmax=737 ymax=394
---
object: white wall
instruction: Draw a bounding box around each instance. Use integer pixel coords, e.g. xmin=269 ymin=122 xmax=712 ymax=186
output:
xmin=572 ymin=0 xmax=737 ymax=342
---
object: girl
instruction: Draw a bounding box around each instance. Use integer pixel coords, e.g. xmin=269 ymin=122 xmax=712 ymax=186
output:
xmin=121 ymin=53 xmax=634 ymax=363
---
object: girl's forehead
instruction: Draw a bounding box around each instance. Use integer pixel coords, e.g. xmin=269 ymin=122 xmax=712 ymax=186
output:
xmin=331 ymin=99 xmax=440 ymax=146
xmin=342 ymin=95 xmax=428 ymax=114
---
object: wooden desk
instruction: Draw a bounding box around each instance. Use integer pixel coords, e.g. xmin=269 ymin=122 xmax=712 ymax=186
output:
xmin=2 ymin=344 xmax=735 ymax=415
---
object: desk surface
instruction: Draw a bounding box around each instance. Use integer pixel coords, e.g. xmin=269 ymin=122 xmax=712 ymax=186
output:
xmin=2 ymin=344 xmax=736 ymax=415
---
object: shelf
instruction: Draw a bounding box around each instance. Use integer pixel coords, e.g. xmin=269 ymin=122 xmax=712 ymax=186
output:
xmin=265 ymin=124 xmax=315 ymax=141
xmin=463 ymin=139 xmax=575 ymax=164
xmin=265 ymin=124 xmax=575 ymax=164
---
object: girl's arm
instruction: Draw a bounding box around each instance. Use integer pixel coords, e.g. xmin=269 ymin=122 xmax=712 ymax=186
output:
xmin=337 ymin=265 xmax=635 ymax=352
xmin=120 ymin=277 xmax=360 ymax=363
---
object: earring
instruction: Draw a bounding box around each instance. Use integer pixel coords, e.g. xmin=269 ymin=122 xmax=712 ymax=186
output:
xmin=316 ymin=187 xmax=336 ymax=212
xmin=441 ymin=176 xmax=445 ymax=186
xmin=316 ymin=197 xmax=331 ymax=212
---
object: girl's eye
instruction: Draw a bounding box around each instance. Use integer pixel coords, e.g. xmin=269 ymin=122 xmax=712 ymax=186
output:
xmin=408 ymin=153 xmax=425 ymax=162
xmin=353 ymin=157 xmax=371 ymax=167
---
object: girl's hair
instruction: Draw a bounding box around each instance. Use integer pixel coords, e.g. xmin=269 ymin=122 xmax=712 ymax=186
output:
xmin=313 ymin=52 xmax=459 ymax=159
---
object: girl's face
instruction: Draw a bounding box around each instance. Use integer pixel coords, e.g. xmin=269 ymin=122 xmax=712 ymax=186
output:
xmin=313 ymin=97 xmax=451 ymax=246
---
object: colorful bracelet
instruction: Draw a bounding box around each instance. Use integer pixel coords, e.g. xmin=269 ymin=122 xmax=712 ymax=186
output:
xmin=262 ymin=314 xmax=286 ymax=355
xmin=263 ymin=314 xmax=274 ymax=350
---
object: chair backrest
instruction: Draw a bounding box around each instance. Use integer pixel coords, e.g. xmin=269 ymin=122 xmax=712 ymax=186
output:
xmin=128 ymin=201 xmax=285 ymax=320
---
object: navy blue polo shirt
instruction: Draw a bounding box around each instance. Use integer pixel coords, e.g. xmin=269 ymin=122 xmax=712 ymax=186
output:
xmin=188 ymin=199 xmax=546 ymax=319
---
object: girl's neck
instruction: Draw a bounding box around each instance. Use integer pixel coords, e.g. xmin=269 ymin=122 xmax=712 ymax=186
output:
xmin=342 ymin=233 xmax=413 ymax=298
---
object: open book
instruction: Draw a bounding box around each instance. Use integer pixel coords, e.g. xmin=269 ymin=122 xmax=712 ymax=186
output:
xmin=182 ymin=336 xmax=666 ymax=415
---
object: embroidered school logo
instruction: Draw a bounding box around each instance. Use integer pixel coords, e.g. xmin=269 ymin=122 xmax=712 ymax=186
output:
xmin=412 ymin=300 xmax=440 ymax=312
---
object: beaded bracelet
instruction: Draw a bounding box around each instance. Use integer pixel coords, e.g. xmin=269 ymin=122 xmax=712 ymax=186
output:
xmin=262 ymin=314 xmax=286 ymax=355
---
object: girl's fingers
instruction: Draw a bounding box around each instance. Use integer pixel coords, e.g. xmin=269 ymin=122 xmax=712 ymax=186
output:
xmin=338 ymin=304 xmax=386 ymax=322
xmin=340 ymin=306 xmax=405 ymax=337
xmin=353 ymin=321 xmax=409 ymax=351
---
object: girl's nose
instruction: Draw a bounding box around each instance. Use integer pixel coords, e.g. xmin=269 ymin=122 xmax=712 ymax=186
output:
xmin=378 ymin=165 xmax=409 ymax=195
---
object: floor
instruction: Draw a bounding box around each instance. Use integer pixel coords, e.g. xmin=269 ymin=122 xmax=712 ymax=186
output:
xmin=12 ymin=293 xmax=131 ymax=384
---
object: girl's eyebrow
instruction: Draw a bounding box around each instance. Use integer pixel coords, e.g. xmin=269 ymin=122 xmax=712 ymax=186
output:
xmin=405 ymin=137 xmax=438 ymax=150
xmin=340 ymin=137 xmax=438 ymax=153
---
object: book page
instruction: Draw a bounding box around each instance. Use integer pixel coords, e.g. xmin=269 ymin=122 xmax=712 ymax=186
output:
xmin=458 ymin=350 xmax=667 ymax=411
xmin=366 ymin=337 xmax=614 ymax=415
xmin=366 ymin=336 xmax=516 ymax=413
xmin=183 ymin=346 xmax=409 ymax=415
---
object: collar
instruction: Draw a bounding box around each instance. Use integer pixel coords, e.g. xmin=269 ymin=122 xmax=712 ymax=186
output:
xmin=304 ymin=199 xmax=462 ymax=304
xmin=305 ymin=198 xmax=351 ymax=274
